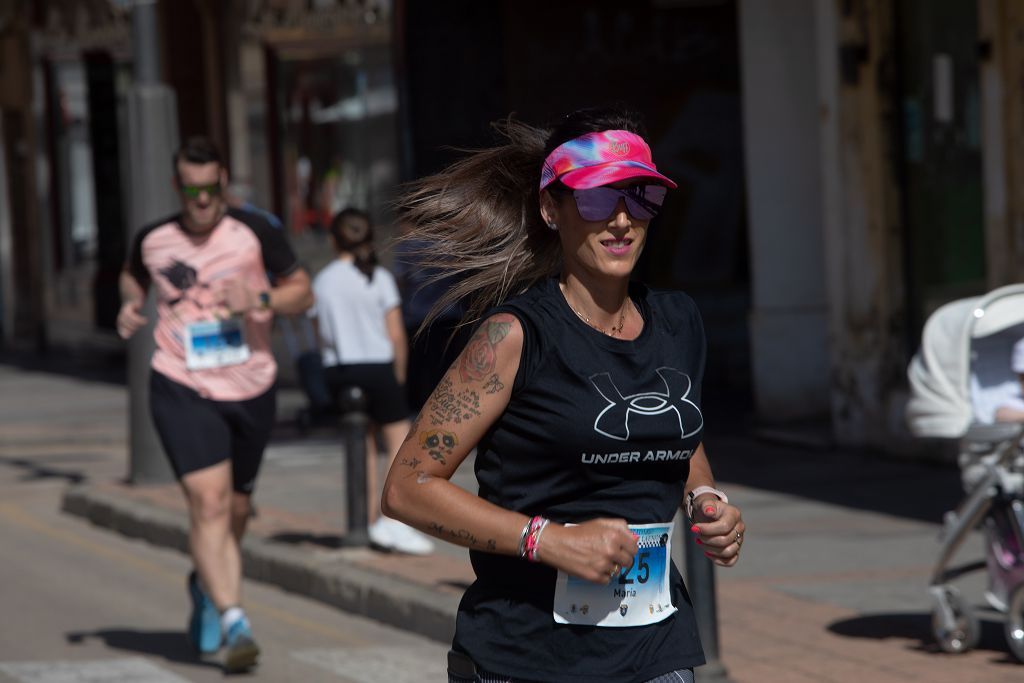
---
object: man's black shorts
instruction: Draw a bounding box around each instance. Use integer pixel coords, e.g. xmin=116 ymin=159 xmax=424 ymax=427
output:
xmin=324 ymin=363 xmax=408 ymax=425
xmin=149 ymin=370 xmax=276 ymax=493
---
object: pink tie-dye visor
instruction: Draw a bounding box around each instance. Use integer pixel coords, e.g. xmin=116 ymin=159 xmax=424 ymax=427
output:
xmin=539 ymin=130 xmax=677 ymax=191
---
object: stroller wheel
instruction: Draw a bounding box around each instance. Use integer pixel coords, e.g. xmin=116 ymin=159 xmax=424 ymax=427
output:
xmin=931 ymin=587 xmax=980 ymax=654
xmin=1006 ymin=585 xmax=1024 ymax=662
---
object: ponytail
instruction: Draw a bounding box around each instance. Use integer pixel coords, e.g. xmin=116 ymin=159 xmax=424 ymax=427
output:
xmin=329 ymin=208 xmax=377 ymax=281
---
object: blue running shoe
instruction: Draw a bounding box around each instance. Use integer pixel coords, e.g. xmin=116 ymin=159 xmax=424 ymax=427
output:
xmin=222 ymin=616 xmax=260 ymax=673
xmin=187 ymin=571 xmax=221 ymax=654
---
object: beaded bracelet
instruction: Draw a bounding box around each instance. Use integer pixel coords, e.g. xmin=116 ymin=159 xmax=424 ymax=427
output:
xmin=527 ymin=518 xmax=550 ymax=562
xmin=522 ymin=515 xmax=549 ymax=562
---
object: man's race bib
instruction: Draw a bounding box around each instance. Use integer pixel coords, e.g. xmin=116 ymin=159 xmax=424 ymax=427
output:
xmin=553 ymin=522 xmax=676 ymax=627
xmin=184 ymin=319 xmax=251 ymax=371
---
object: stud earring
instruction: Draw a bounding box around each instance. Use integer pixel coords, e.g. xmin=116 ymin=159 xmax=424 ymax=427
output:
xmin=548 ymin=222 xmax=558 ymax=231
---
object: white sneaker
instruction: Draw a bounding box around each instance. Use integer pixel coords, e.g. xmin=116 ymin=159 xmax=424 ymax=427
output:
xmin=368 ymin=517 xmax=396 ymax=551
xmin=369 ymin=517 xmax=434 ymax=555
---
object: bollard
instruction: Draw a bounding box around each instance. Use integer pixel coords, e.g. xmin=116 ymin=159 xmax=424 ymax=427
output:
xmin=684 ymin=527 xmax=732 ymax=683
xmin=338 ymin=385 xmax=370 ymax=547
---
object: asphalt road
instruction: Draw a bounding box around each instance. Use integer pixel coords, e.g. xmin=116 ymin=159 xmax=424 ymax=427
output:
xmin=0 ymin=397 xmax=449 ymax=683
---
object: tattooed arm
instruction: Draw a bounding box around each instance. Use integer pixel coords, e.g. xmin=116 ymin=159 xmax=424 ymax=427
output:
xmin=381 ymin=313 xmax=638 ymax=584
xmin=382 ymin=313 xmax=524 ymax=554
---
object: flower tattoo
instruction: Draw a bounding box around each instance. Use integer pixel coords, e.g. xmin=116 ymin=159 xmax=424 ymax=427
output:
xmin=459 ymin=317 xmax=512 ymax=382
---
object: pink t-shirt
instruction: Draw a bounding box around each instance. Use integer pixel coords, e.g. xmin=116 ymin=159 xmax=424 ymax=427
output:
xmin=127 ymin=208 xmax=299 ymax=401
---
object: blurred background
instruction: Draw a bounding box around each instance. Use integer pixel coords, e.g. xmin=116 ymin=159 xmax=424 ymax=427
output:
xmin=0 ymin=0 xmax=1016 ymax=458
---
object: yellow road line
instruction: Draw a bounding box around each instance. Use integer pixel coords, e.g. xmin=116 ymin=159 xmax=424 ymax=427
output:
xmin=0 ymin=502 xmax=371 ymax=645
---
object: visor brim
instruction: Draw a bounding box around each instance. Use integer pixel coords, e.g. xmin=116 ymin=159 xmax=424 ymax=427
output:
xmin=556 ymin=161 xmax=678 ymax=190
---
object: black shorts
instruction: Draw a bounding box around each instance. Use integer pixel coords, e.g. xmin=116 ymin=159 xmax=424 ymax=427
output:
xmin=324 ymin=363 xmax=408 ymax=425
xmin=149 ymin=370 xmax=276 ymax=493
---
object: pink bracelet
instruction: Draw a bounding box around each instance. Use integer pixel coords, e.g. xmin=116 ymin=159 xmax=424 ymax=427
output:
xmin=527 ymin=518 xmax=550 ymax=562
xmin=521 ymin=515 xmax=549 ymax=562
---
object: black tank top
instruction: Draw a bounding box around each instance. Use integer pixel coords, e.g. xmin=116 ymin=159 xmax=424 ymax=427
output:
xmin=453 ymin=277 xmax=707 ymax=682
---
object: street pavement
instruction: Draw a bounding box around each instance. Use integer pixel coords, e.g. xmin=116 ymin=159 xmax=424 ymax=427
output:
xmin=0 ymin=454 xmax=448 ymax=683
xmin=1 ymin=352 xmax=1022 ymax=682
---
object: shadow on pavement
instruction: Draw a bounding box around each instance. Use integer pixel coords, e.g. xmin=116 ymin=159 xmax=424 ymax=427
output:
xmin=267 ymin=531 xmax=344 ymax=548
xmin=65 ymin=629 xmax=223 ymax=670
xmin=0 ymin=349 xmax=126 ymax=386
xmin=0 ymin=454 xmax=92 ymax=485
xmin=827 ymin=612 xmax=1021 ymax=664
xmin=705 ymin=430 xmax=964 ymax=524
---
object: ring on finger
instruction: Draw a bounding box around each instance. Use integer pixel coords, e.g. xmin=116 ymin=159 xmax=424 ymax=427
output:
xmin=610 ymin=563 xmax=620 ymax=579
xmin=735 ymin=530 xmax=743 ymax=545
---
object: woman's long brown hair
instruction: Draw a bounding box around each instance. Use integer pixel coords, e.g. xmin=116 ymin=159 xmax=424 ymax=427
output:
xmin=397 ymin=118 xmax=559 ymax=333
xmin=396 ymin=107 xmax=645 ymax=335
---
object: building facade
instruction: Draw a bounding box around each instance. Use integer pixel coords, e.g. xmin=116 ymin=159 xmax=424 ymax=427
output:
xmin=1 ymin=0 xmax=1020 ymax=455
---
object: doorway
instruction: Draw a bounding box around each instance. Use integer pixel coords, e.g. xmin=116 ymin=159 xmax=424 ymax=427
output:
xmin=896 ymin=0 xmax=986 ymax=337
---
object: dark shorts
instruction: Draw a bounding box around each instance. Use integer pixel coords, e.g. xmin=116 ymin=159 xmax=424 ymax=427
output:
xmin=324 ymin=363 xmax=408 ymax=425
xmin=149 ymin=370 xmax=276 ymax=493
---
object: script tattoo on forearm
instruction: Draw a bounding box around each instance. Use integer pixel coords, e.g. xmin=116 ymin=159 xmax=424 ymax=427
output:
xmin=428 ymin=377 xmax=481 ymax=425
xmin=458 ymin=316 xmax=513 ymax=382
xmin=427 ymin=522 xmax=496 ymax=550
xmin=398 ymin=457 xmax=422 ymax=470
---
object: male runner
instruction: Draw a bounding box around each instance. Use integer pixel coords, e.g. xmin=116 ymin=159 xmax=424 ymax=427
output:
xmin=117 ymin=136 xmax=313 ymax=672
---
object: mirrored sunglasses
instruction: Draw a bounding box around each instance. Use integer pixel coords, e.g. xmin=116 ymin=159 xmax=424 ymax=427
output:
xmin=180 ymin=182 xmax=222 ymax=200
xmin=571 ymin=184 xmax=669 ymax=222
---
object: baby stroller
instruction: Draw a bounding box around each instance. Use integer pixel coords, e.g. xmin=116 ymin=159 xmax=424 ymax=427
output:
xmin=907 ymin=283 xmax=1024 ymax=661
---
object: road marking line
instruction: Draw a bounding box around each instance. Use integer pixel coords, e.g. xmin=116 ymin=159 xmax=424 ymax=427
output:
xmin=0 ymin=657 xmax=189 ymax=683
xmin=0 ymin=503 xmax=371 ymax=645
xmin=291 ymin=646 xmax=448 ymax=682
xmin=0 ymin=502 xmax=170 ymax=576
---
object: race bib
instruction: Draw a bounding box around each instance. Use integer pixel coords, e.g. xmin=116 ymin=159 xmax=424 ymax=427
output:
xmin=553 ymin=522 xmax=676 ymax=627
xmin=184 ymin=319 xmax=251 ymax=371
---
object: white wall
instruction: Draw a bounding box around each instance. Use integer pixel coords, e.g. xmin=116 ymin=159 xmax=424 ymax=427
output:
xmin=738 ymin=0 xmax=831 ymax=420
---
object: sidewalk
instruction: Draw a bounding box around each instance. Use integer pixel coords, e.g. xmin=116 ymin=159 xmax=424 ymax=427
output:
xmin=3 ymin=356 xmax=1023 ymax=682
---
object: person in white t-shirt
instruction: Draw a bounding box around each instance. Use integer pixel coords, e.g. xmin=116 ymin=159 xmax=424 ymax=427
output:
xmin=311 ymin=208 xmax=434 ymax=555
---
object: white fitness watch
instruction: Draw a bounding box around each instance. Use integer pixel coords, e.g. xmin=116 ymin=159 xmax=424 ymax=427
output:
xmin=686 ymin=486 xmax=728 ymax=519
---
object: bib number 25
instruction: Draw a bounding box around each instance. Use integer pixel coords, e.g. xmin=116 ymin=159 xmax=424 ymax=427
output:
xmin=618 ymin=551 xmax=650 ymax=585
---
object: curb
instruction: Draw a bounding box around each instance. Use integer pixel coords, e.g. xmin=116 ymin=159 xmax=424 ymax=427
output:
xmin=60 ymin=485 xmax=459 ymax=644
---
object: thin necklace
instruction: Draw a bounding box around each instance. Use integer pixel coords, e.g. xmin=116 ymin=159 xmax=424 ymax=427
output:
xmin=567 ymin=297 xmax=631 ymax=337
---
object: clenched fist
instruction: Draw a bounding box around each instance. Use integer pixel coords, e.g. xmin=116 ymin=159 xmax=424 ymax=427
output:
xmin=116 ymin=301 xmax=148 ymax=339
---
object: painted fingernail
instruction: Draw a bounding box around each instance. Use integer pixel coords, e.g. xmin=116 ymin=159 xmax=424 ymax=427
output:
xmin=695 ymin=538 xmax=703 ymax=545
xmin=690 ymin=525 xmax=700 ymax=534
xmin=704 ymin=506 xmax=715 ymax=516
xmin=704 ymin=551 xmax=713 ymax=558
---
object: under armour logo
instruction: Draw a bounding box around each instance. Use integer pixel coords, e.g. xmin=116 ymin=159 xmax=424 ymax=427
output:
xmin=589 ymin=367 xmax=703 ymax=441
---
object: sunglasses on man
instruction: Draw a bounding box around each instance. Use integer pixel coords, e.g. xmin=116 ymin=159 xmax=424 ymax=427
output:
xmin=554 ymin=184 xmax=669 ymax=222
xmin=179 ymin=182 xmax=223 ymax=200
